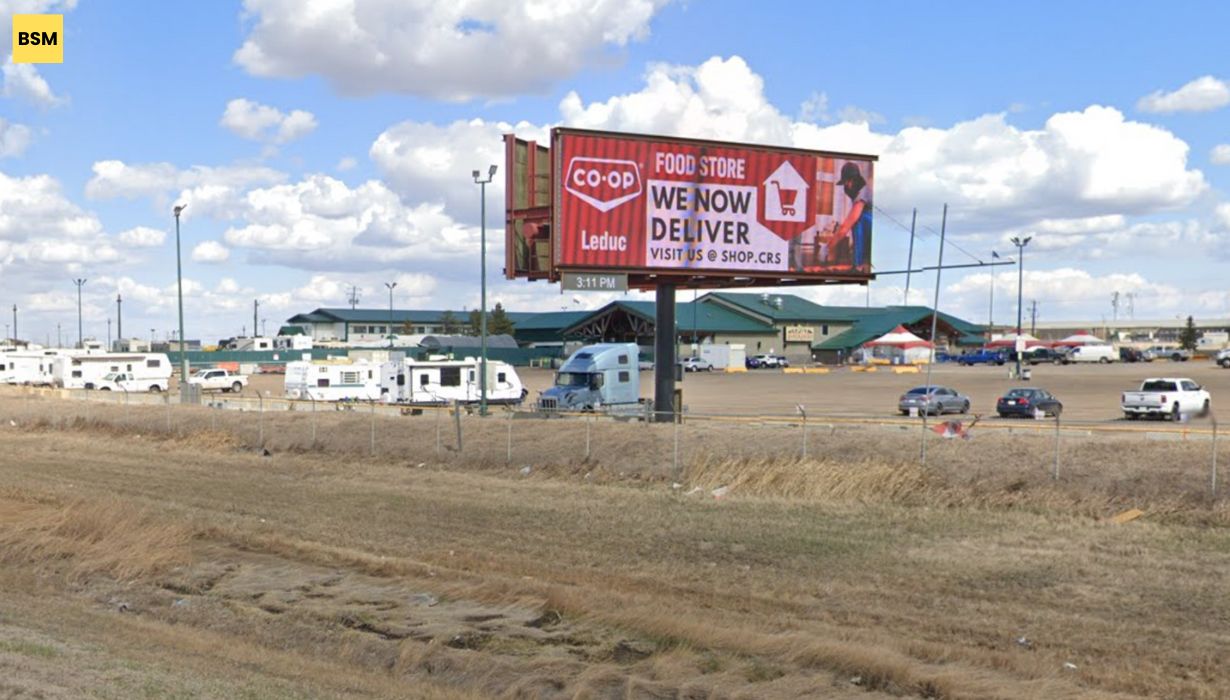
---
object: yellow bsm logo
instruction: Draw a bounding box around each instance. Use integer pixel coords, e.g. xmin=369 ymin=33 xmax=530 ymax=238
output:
xmin=12 ymin=14 xmax=63 ymax=64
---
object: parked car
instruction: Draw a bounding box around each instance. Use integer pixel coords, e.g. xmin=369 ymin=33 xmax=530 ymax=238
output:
xmin=1143 ymin=346 xmax=1191 ymax=362
xmin=1024 ymin=347 xmax=1067 ymax=365
xmin=1121 ymin=377 xmax=1211 ymax=421
xmin=957 ymin=348 xmax=1007 ymax=366
xmin=680 ymin=356 xmax=713 ymax=372
xmin=774 ymin=355 xmax=790 ymax=368
xmin=897 ymin=386 xmax=970 ymax=416
xmin=1217 ymin=348 xmax=1230 ymax=369
xmin=186 ymin=368 xmax=248 ymax=393
xmin=1067 ymin=344 xmax=1117 ymax=364
xmin=1119 ymin=347 xmax=1145 ymax=363
xmin=746 ymin=354 xmax=781 ymax=369
xmin=996 ymin=387 xmax=1063 ymax=418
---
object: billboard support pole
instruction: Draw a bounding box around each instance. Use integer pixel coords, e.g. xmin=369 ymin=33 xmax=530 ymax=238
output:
xmin=654 ymin=283 xmax=677 ymax=423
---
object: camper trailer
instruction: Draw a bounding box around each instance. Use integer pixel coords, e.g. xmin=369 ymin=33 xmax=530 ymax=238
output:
xmin=1 ymin=350 xmax=65 ymax=385
xmin=537 ymin=343 xmax=642 ymax=413
xmin=54 ymin=353 xmax=172 ymax=391
xmin=380 ymin=358 xmax=526 ymax=406
xmin=284 ymin=360 xmax=384 ymax=401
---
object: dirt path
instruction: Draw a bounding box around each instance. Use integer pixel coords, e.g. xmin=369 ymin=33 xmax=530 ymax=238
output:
xmin=2 ymin=425 xmax=1228 ymax=698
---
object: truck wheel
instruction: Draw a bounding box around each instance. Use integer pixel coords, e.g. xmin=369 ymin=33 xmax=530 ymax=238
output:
xmin=1124 ymin=412 xmax=1137 ymax=420
xmin=1171 ymin=353 xmax=1182 ymax=362
xmin=149 ymin=385 xmax=161 ymax=393
xmin=1221 ymin=359 xmax=1230 ymax=368
xmin=1200 ymin=400 xmax=1211 ymax=418
xmin=100 ymin=387 xmax=111 ymax=392
xmin=232 ymin=382 xmax=243 ymax=393
xmin=1170 ymin=403 xmax=1181 ymax=422
xmin=1099 ymin=357 xmax=1109 ymax=364
xmin=960 ymin=400 xmax=970 ymax=414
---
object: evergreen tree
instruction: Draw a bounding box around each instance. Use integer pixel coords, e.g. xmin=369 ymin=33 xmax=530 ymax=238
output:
xmin=489 ymin=302 xmax=516 ymax=336
xmin=467 ymin=309 xmax=482 ymax=336
xmin=439 ymin=310 xmax=463 ymax=335
xmin=1179 ymin=315 xmax=1199 ymax=351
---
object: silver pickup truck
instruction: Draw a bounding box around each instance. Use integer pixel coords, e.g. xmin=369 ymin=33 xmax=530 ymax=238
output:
xmin=1121 ymin=378 xmax=1210 ymax=421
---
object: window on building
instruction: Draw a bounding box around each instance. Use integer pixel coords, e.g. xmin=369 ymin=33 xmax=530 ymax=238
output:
xmin=822 ymin=324 xmax=829 ymax=335
xmin=440 ymin=367 xmax=461 ymax=386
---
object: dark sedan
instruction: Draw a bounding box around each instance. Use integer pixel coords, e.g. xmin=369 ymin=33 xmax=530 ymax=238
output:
xmin=996 ymin=388 xmax=1063 ymax=418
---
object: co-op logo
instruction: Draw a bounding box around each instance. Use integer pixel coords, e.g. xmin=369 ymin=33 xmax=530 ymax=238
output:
xmin=565 ymin=157 xmax=642 ymax=212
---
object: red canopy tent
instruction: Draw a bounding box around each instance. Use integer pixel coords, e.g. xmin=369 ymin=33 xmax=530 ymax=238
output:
xmin=986 ymin=331 xmax=1044 ymax=349
xmin=864 ymin=325 xmax=934 ymax=363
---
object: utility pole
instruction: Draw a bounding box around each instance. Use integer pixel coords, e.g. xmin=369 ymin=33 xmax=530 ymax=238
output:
xmin=1030 ymin=300 xmax=1038 ymax=335
xmin=10 ymin=304 xmax=15 ymax=344
xmin=173 ymin=204 xmax=189 ymax=385
xmin=348 ymin=285 xmax=360 ymax=309
xmin=1111 ymin=291 xmax=1120 ymax=324
xmin=384 ymin=282 xmax=397 ymax=349
xmin=107 ymin=318 xmax=112 ymax=348
xmin=903 ymin=208 xmax=917 ymax=304
xmin=73 ymin=278 xmax=87 ymax=348
xmin=1010 ymin=235 xmax=1032 ymax=379
xmin=253 ymin=299 xmax=260 ymax=338
xmin=473 ymin=164 xmax=497 ymax=417
xmin=57 ymin=322 xmax=62 ymax=348
xmin=116 ymin=293 xmax=122 ymax=349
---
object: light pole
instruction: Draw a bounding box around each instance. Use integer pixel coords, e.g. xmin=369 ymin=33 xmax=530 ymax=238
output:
xmin=116 ymin=293 xmax=122 ymax=350
xmin=473 ymin=164 xmax=497 ymax=417
xmin=72 ymin=278 xmax=86 ymax=348
xmin=10 ymin=304 xmax=15 ymax=344
xmin=173 ymin=204 xmax=189 ymax=384
xmin=1010 ymin=236 xmax=1032 ymax=378
xmin=107 ymin=318 xmax=112 ymax=349
xmin=384 ymin=282 xmax=397 ymax=348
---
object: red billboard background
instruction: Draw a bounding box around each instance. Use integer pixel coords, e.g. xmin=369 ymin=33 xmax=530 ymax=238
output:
xmin=553 ymin=129 xmax=875 ymax=281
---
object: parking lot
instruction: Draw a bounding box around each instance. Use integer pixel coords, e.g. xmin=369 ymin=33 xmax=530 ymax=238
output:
xmin=230 ymin=359 xmax=1230 ymax=423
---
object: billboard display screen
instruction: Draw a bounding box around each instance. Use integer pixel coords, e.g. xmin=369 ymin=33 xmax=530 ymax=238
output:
xmin=553 ymin=129 xmax=875 ymax=280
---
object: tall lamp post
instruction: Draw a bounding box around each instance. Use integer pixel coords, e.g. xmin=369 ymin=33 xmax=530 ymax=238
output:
xmin=1010 ymin=235 xmax=1032 ymax=378
xmin=116 ymin=293 xmax=122 ymax=351
xmin=384 ymin=282 xmax=397 ymax=348
xmin=173 ymin=204 xmax=189 ymax=385
xmin=472 ymin=164 xmax=497 ymax=417
xmin=11 ymin=304 xmax=16 ymax=344
xmin=72 ymin=278 xmax=87 ymax=348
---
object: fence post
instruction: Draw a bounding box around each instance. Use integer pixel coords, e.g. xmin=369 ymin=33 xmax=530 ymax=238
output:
xmin=435 ymin=405 xmax=442 ymax=457
xmin=672 ymin=411 xmax=680 ymax=479
xmin=370 ymin=400 xmax=376 ymax=456
xmin=506 ymin=411 xmax=513 ymax=465
xmin=1212 ymin=413 xmax=1219 ymax=497
xmin=799 ymin=406 xmax=808 ymax=460
xmin=453 ymin=400 xmax=463 ymax=453
xmin=585 ymin=414 xmax=591 ymax=461
xmin=920 ymin=407 xmax=928 ymax=466
xmin=164 ymin=392 xmax=172 ymax=434
xmin=258 ymin=392 xmax=265 ymax=447
xmin=1052 ymin=413 xmax=1061 ymax=481
xmin=310 ymin=395 xmax=317 ymax=445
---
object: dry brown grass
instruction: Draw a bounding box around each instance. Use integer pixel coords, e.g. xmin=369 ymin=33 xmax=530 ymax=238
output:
xmin=0 ymin=491 xmax=194 ymax=581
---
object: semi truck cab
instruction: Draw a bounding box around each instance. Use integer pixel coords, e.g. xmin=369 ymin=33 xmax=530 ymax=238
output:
xmin=538 ymin=343 xmax=640 ymax=412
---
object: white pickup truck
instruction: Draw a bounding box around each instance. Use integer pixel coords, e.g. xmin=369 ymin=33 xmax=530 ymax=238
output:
xmin=94 ymin=371 xmax=169 ymax=393
xmin=1121 ymin=378 xmax=1211 ymax=421
xmin=186 ymin=368 xmax=248 ymax=393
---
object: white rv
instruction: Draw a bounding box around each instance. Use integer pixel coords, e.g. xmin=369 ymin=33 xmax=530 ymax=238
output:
xmin=1 ymin=350 xmax=65 ymax=385
xmin=54 ymin=353 xmax=173 ymax=391
xmin=381 ymin=358 xmax=526 ymax=406
xmin=284 ymin=360 xmax=384 ymax=401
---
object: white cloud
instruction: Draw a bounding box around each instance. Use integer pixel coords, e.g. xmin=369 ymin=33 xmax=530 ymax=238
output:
xmin=1211 ymin=144 xmax=1230 ymax=165
xmin=1216 ymin=203 xmax=1230 ymax=230
xmin=0 ymin=118 xmax=33 ymax=157
xmin=191 ymin=240 xmax=231 ymax=263
xmin=85 ymin=160 xmax=286 ymax=217
xmin=371 ymin=118 xmax=545 ymax=218
xmin=559 ymin=56 xmax=1206 ymax=232
xmin=336 ymin=156 xmax=357 ymax=171
xmin=0 ymin=171 xmax=103 ymax=242
xmin=946 ymin=268 xmax=1193 ymax=321
xmin=233 ymin=0 xmax=668 ymax=100
xmin=116 ymin=226 xmax=166 ymax=247
xmin=221 ymin=174 xmax=481 ymax=270
xmin=2 ymin=57 xmax=66 ymax=107
xmin=220 ymin=98 xmax=317 ymax=144
xmin=1137 ymin=76 xmax=1230 ymax=113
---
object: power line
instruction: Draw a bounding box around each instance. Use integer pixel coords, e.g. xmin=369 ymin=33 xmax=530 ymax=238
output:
xmin=873 ymin=205 xmax=996 ymax=266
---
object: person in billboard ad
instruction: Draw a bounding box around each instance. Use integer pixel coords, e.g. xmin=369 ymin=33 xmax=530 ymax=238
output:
xmin=833 ymin=160 xmax=872 ymax=272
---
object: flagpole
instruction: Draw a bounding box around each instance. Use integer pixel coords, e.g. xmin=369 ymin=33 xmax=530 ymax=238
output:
xmin=988 ymin=251 xmax=996 ymax=336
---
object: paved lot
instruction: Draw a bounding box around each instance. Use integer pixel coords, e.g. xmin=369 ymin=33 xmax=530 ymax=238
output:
xmin=230 ymin=359 xmax=1229 ymax=423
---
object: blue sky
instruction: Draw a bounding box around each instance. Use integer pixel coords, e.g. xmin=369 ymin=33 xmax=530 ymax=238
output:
xmin=2 ymin=0 xmax=1229 ymax=344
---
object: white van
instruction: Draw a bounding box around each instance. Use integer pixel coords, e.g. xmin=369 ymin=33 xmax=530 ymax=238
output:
xmin=1068 ymin=344 xmax=1116 ymax=364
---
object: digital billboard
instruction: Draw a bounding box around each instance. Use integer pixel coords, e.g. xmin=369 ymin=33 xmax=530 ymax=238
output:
xmin=553 ymin=128 xmax=875 ymax=282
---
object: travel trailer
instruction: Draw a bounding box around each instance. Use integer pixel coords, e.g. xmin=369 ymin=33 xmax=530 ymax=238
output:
xmin=284 ymin=360 xmax=384 ymax=401
xmin=0 ymin=349 xmax=66 ymax=385
xmin=53 ymin=353 xmax=173 ymax=391
xmin=380 ymin=357 xmax=526 ymax=406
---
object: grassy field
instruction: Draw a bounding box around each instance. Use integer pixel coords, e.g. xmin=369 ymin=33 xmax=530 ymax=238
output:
xmin=2 ymin=395 xmax=1229 ymax=698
